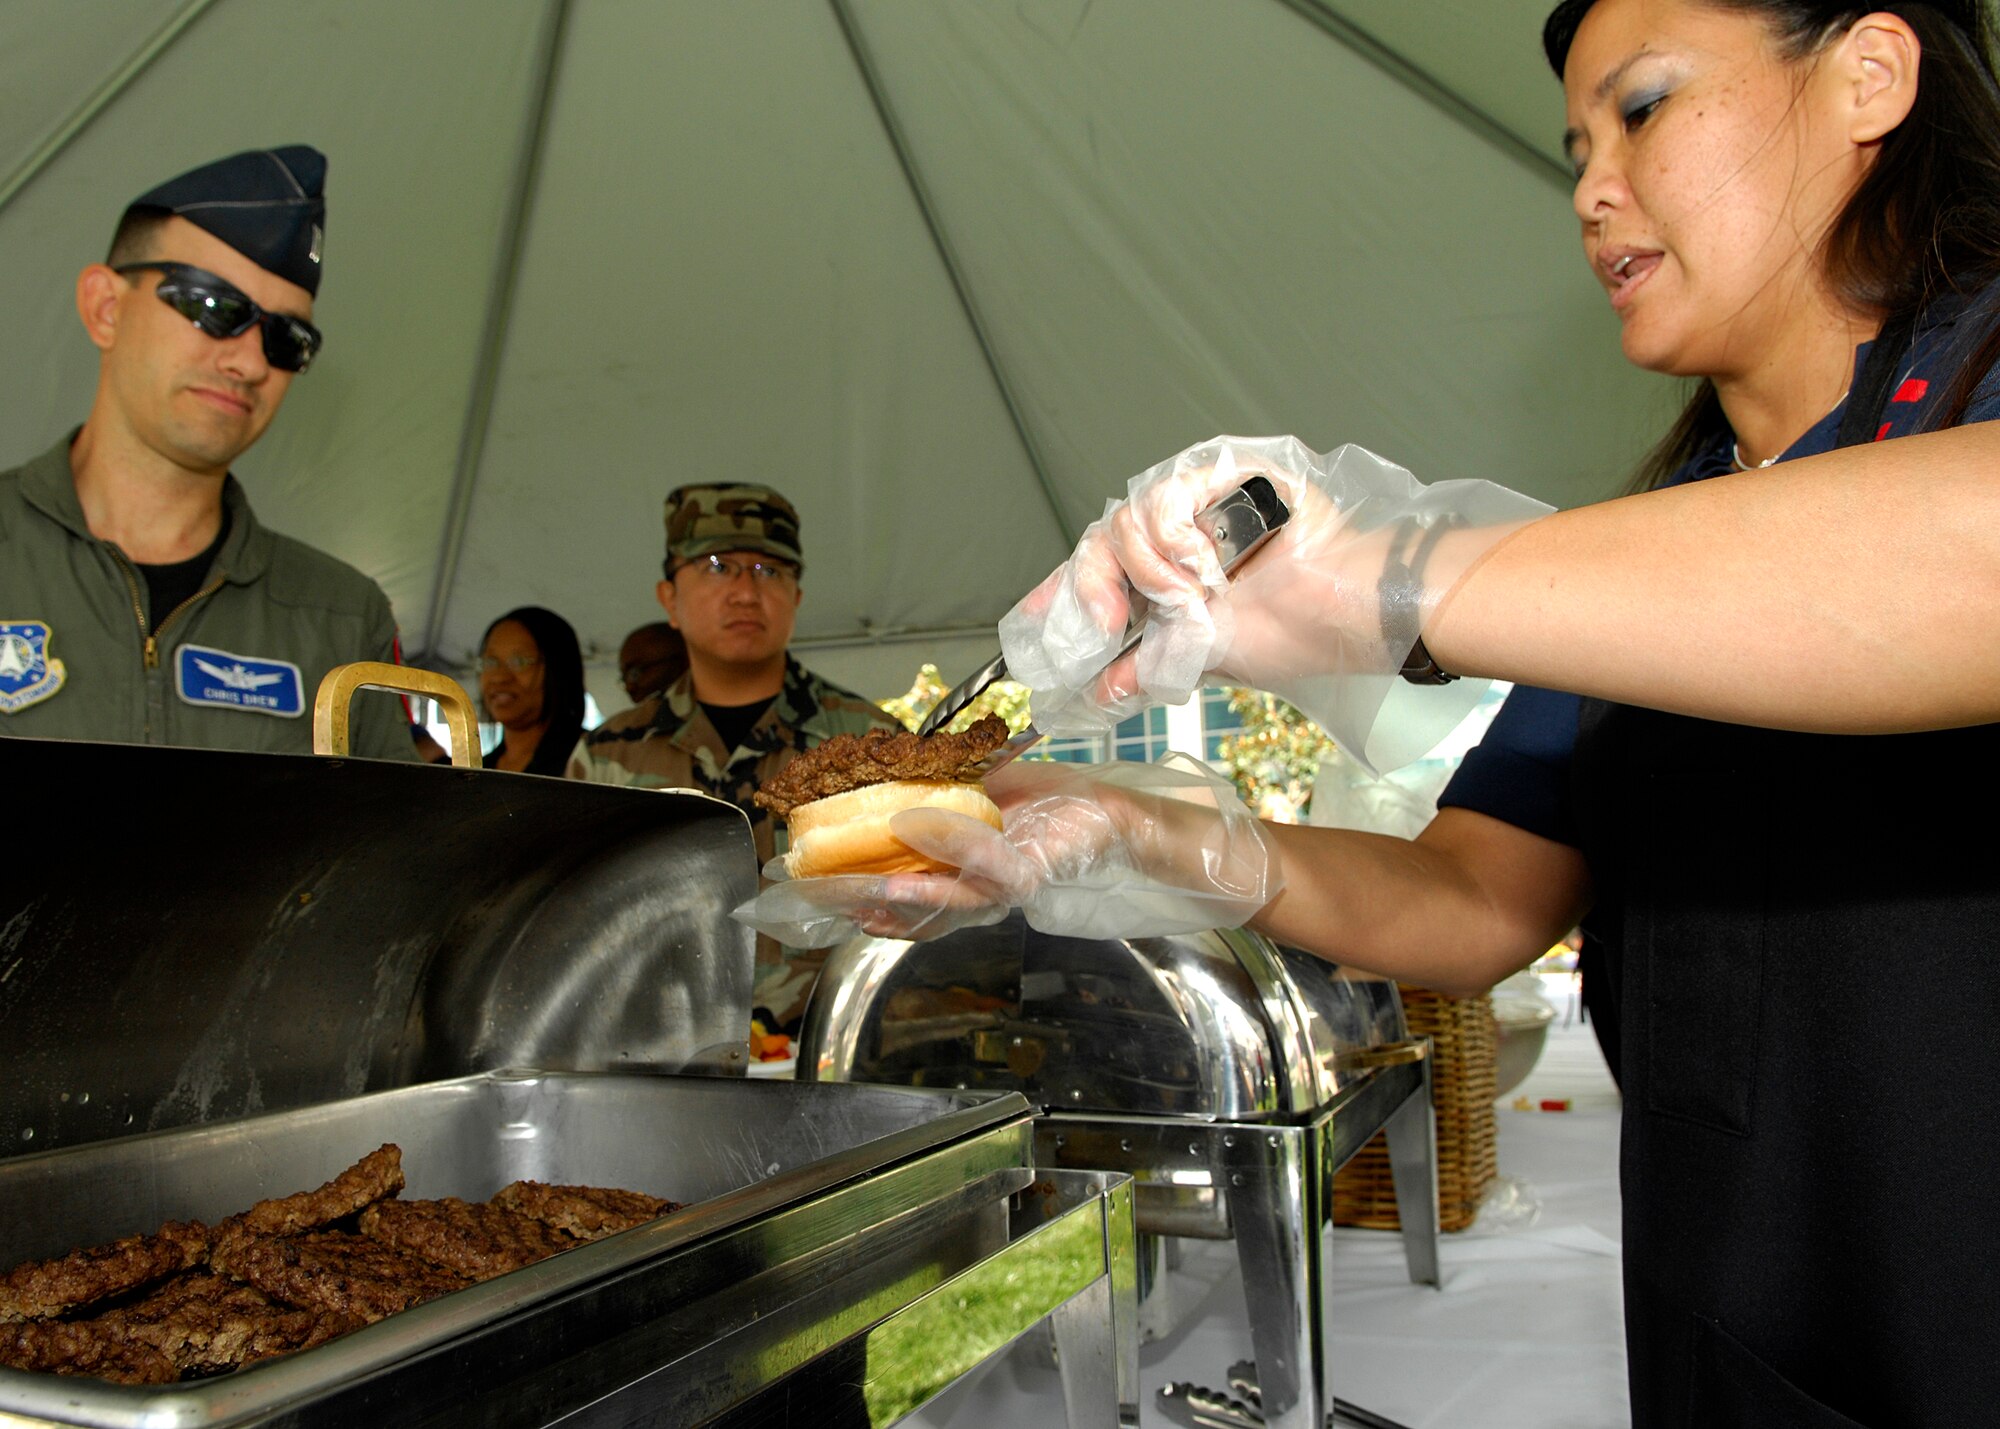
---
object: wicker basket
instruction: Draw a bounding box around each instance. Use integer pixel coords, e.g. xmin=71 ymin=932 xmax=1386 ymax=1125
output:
xmin=1332 ymin=986 xmax=1499 ymax=1233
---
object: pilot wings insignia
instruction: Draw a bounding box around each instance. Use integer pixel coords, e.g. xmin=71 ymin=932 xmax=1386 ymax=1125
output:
xmin=194 ymin=657 xmax=286 ymax=691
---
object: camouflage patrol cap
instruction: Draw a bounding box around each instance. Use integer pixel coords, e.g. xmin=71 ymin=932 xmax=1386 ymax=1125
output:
xmin=664 ymin=482 xmax=804 ymax=573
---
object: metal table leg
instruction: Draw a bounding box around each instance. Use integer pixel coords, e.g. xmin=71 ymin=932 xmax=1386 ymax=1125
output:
xmin=1382 ymin=1055 xmax=1441 ymax=1288
xmin=1211 ymin=1059 xmax=1440 ymax=1429
xmin=1217 ymin=1126 xmax=1323 ymax=1429
xmin=1044 ymin=1171 xmax=1141 ymax=1428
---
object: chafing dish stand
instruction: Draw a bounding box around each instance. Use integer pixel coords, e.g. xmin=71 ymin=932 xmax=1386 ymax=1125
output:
xmin=800 ymin=915 xmax=1443 ymax=1429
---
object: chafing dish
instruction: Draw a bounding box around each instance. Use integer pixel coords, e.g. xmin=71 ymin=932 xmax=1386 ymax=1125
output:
xmin=0 ymin=734 xmax=1139 ymax=1425
xmin=0 ymin=1069 xmax=1137 ymax=1427
xmin=799 ymin=914 xmax=1442 ymax=1429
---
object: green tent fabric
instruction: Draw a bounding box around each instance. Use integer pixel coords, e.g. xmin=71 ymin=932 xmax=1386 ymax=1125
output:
xmin=0 ymin=0 xmax=1667 ymax=715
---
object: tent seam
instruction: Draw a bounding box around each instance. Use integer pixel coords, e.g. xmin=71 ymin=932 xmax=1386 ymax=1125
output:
xmin=0 ymin=0 xmax=226 ymax=216
xmin=417 ymin=0 xmax=575 ymax=664
xmin=827 ymin=0 xmax=1079 ymax=550
xmin=1271 ymin=0 xmax=1574 ymax=192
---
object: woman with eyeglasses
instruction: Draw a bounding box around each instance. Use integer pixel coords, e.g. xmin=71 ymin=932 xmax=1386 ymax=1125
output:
xmin=476 ymin=606 xmax=586 ymax=776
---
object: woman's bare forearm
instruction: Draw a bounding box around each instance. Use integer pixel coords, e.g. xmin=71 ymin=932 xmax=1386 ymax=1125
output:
xmin=1245 ymin=808 xmax=1593 ymax=996
xmin=1426 ymin=423 xmax=2000 ymax=732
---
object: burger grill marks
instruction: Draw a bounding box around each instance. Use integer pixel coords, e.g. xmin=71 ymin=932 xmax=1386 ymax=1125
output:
xmin=753 ymin=715 xmax=1009 ymax=818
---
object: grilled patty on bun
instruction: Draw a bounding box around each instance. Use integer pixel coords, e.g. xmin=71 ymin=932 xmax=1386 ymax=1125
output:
xmin=754 ymin=716 xmax=1009 ymax=878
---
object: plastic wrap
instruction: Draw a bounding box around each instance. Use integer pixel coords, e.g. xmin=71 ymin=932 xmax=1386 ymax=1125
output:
xmin=999 ymin=435 xmax=1550 ymax=775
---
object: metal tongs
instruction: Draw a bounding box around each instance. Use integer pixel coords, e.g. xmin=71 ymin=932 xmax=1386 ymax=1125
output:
xmin=919 ymin=476 xmax=1291 ymax=773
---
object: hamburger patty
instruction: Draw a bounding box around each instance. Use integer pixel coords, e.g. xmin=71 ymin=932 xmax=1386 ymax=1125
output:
xmin=490 ymin=1181 xmax=678 ymax=1241
xmin=358 ymin=1197 xmax=577 ymax=1279
xmin=212 ymin=1231 xmax=469 ymax=1324
xmin=0 ymin=1220 xmax=209 ymax=1323
xmin=222 ymin=1143 xmax=404 ymax=1240
xmin=0 ymin=1318 xmax=178 ymax=1385
xmin=753 ymin=715 xmax=1008 ymax=817
xmin=104 ymin=1271 xmax=362 ymax=1377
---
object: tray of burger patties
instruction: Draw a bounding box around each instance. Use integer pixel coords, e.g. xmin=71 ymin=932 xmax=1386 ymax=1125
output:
xmin=0 ymin=1068 xmax=1029 ymax=1424
xmin=0 ymin=1143 xmax=673 ymax=1384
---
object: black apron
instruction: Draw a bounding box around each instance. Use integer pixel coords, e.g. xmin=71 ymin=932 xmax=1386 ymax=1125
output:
xmin=1570 ymin=323 xmax=2000 ymax=1428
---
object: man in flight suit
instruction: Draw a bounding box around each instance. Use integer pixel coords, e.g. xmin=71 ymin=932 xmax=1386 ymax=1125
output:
xmin=571 ymin=483 xmax=901 ymax=1027
xmin=0 ymin=147 xmax=411 ymax=759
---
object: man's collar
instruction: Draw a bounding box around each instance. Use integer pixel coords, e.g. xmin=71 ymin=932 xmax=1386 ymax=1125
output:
xmin=20 ymin=429 xmax=273 ymax=581
xmin=648 ymin=655 xmax=819 ymax=740
xmin=211 ymin=473 xmax=272 ymax=581
xmin=18 ymin=434 xmax=93 ymax=538
xmin=772 ymin=655 xmax=824 ymax=729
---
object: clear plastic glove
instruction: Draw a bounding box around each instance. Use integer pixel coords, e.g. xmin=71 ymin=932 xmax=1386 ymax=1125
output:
xmin=999 ymin=436 xmax=1551 ymax=775
xmin=730 ymin=753 xmax=1280 ymax=948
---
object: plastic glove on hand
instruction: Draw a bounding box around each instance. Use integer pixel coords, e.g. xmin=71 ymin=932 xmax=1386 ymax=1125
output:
xmin=1001 ymin=436 xmax=1551 ymax=774
xmin=732 ymin=858 xmax=1011 ymax=949
xmin=1001 ymin=438 xmax=1319 ymax=732
xmin=731 ymin=754 xmax=1282 ymax=947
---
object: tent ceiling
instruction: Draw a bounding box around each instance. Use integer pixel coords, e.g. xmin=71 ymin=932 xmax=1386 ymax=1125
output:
xmin=0 ymin=0 xmax=1670 ymax=708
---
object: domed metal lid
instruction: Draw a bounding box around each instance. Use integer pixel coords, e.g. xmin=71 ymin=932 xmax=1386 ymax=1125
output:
xmin=799 ymin=913 xmax=1408 ymax=1120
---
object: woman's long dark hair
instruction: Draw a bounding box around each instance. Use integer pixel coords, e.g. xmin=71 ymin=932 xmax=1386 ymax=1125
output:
xmin=1544 ymin=1 xmax=2000 ymax=490
xmin=480 ymin=605 xmax=587 ymax=776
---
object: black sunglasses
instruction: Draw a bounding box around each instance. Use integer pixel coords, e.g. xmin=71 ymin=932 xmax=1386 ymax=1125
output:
xmin=113 ymin=261 xmax=323 ymax=373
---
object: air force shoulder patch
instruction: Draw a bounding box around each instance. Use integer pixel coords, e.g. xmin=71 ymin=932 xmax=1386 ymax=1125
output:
xmin=0 ymin=621 xmax=66 ymax=713
xmin=176 ymin=643 xmax=304 ymax=717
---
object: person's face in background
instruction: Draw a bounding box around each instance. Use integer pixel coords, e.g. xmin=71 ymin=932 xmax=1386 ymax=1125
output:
xmin=619 ymin=625 xmax=687 ymax=703
xmin=657 ymin=550 xmax=801 ymax=673
xmin=479 ymin=619 xmax=547 ymax=731
xmin=79 ymin=216 xmax=310 ymax=474
xmin=1562 ymin=0 xmax=1878 ymax=379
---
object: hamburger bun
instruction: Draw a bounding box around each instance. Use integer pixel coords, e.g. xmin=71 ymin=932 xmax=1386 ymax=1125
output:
xmin=782 ymin=779 xmax=1002 ymax=879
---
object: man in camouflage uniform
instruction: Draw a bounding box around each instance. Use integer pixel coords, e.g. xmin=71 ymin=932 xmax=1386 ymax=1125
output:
xmin=569 ymin=482 xmax=900 ymax=1028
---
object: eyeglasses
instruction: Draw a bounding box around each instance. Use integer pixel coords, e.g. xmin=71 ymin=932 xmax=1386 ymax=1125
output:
xmin=478 ymin=654 xmax=541 ymax=674
xmin=675 ymin=554 xmax=798 ymax=587
xmin=114 ymin=261 xmax=324 ymax=373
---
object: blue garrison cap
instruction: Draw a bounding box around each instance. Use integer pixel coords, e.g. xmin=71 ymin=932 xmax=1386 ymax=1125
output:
xmin=125 ymin=146 xmax=327 ymax=295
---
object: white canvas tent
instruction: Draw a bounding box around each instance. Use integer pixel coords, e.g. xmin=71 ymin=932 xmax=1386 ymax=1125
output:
xmin=0 ymin=0 xmax=1673 ymax=717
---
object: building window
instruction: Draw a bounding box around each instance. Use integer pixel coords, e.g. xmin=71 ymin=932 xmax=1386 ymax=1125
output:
xmin=1202 ymin=689 xmax=1244 ymax=761
xmin=1112 ymin=706 xmax=1171 ymax=763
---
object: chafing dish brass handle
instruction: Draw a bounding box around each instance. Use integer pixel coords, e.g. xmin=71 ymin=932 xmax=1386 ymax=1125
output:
xmin=314 ymin=661 xmax=479 ymax=768
xmin=1339 ymin=1038 xmax=1429 ymax=1071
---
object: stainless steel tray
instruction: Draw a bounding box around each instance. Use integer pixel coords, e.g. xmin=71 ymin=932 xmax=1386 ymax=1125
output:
xmin=0 ymin=1070 xmax=1047 ymax=1428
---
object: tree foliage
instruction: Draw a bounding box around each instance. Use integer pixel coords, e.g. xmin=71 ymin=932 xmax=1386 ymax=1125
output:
xmin=881 ymin=663 xmax=1036 ymax=736
xmin=1211 ymin=686 xmax=1338 ymax=823
xmin=884 ymin=667 xmax=1337 ymax=823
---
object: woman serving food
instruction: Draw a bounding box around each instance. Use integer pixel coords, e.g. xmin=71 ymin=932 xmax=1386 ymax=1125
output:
xmin=742 ymin=3 xmax=2000 ymax=1424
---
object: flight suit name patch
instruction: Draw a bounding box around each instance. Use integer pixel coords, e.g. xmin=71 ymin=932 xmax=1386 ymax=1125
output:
xmin=175 ymin=644 xmax=304 ymax=717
